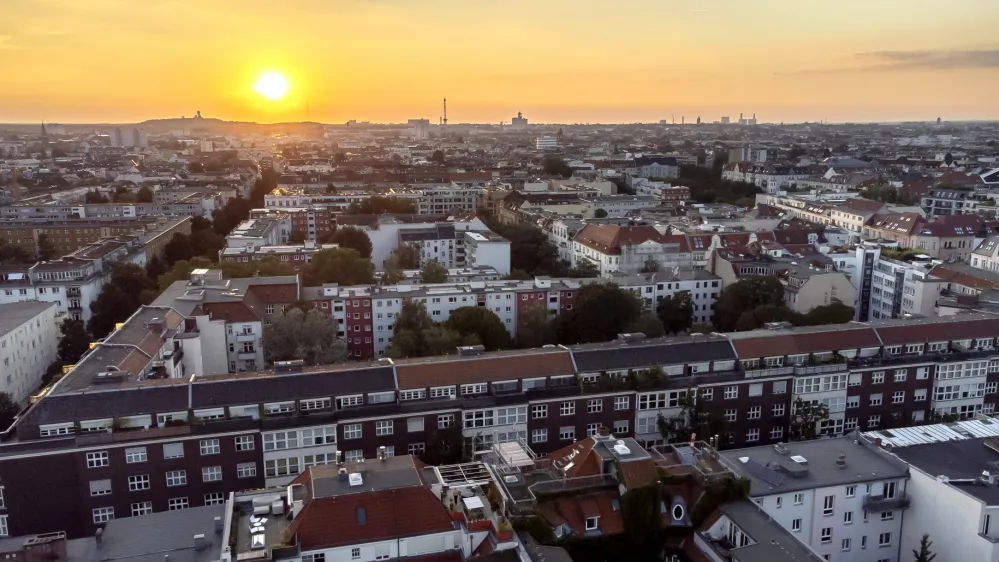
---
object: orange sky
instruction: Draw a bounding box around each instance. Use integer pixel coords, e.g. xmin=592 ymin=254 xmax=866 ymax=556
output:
xmin=1 ymin=0 xmax=998 ymax=124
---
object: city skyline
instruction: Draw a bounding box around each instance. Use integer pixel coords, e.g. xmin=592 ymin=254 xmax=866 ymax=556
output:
xmin=1 ymin=0 xmax=998 ymax=124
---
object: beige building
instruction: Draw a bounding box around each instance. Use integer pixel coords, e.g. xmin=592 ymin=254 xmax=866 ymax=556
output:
xmin=864 ymin=212 xmax=979 ymax=261
xmin=711 ymin=252 xmax=856 ymax=314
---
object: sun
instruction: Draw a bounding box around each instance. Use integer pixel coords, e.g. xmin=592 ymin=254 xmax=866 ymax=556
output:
xmin=254 ymin=72 xmax=289 ymax=101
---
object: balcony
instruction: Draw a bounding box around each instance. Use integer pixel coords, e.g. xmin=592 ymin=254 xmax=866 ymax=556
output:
xmin=863 ymin=493 xmax=911 ymax=511
xmin=236 ymin=333 xmax=256 ymax=342
xmin=744 ymin=366 xmax=794 ymax=378
xmin=794 ymin=363 xmax=847 ymax=376
xmin=237 ymin=351 xmax=257 ymax=360
xmin=66 ymin=288 xmax=81 ymax=298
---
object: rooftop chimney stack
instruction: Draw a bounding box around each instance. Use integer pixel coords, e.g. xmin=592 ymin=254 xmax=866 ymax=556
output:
xmin=193 ymin=535 xmax=207 ymax=552
xmin=95 ymin=528 xmax=103 ymax=547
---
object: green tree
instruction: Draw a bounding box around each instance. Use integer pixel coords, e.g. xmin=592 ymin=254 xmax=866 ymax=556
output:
xmin=640 ymin=257 xmax=660 ymax=273
xmin=790 ymin=397 xmax=830 ymax=441
xmin=517 ymin=303 xmax=556 ymax=349
xmin=735 ymin=303 xmax=795 ymax=332
xmin=422 ymin=425 xmax=465 ymax=465
xmin=657 ymin=291 xmax=693 ymax=334
xmin=190 ymin=228 xmax=224 ymax=260
xmin=145 ymin=254 xmax=168 ymax=283
xmin=420 ymin=259 xmax=448 ymax=283
xmin=913 ymin=534 xmax=937 ymax=562
xmin=445 ymin=307 xmax=511 ymax=350
xmin=486 ymin=220 xmax=564 ymax=276
xmin=345 ymin=196 xmax=417 ymax=215
xmin=381 ymin=255 xmax=407 ymax=285
xmin=0 ymin=239 xmax=33 ymax=265
xmin=135 ymin=185 xmax=154 ymax=203
xmin=211 ymin=197 xmax=252 ymax=236
xmin=799 ymin=300 xmax=854 ymax=326
xmin=163 ymin=233 xmax=195 ymax=266
xmin=88 ymin=264 xmax=157 ymax=337
xmin=786 ymin=145 xmax=807 ymax=160
xmin=289 ymin=230 xmax=307 ymax=244
xmin=657 ymin=390 xmax=727 ymax=444
xmin=36 ymin=233 xmax=57 ymax=261
xmin=57 ymin=319 xmax=91 ymax=365
xmin=188 ymin=161 xmax=205 ymax=173
xmin=256 ymin=255 xmax=296 ymax=277
xmin=542 ymin=155 xmax=572 ymax=178
xmin=713 ymin=277 xmax=785 ymax=332
xmin=263 ymin=308 xmax=347 ymax=366
xmin=421 ymin=326 xmax=480 ymax=356
xmin=565 ymin=260 xmax=600 ymax=278
xmin=158 ymin=257 xmax=215 ymax=290
xmin=301 ymin=248 xmax=375 ymax=286
xmin=430 ymin=150 xmax=446 ymax=164
xmin=0 ymin=392 xmax=21 ymax=430
xmin=331 ymin=226 xmax=373 ymax=258
xmin=390 ymin=244 xmax=421 ymax=269
xmin=556 ymin=284 xmax=643 ymax=344
xmin=625 ymin=313 xmax=665 ymax=338
xmin=944 ymin=152 xmax=954 ymax=166
xmin=50 ymin=146 xmax=68 ymax=158
xmin=593 ymin=208 xmax=608 ymax=218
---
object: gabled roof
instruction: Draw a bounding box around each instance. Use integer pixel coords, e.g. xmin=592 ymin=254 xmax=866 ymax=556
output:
xmin=873 ymin=314 xmax=999 ymax=346
xmin=727 ymin=325 xmax=881 ymax=358
xmin=921 ymin=214 xmax=981 ymax=237
xmin=570 ymin=336 xmax=736 ymax=372
xmin=394 ymin=348 xmax=575 ymax=389
xmin=537 ymin=490 xmax=624 ymax=538
xmin=573 ymin=224 xmax=679 ymax=255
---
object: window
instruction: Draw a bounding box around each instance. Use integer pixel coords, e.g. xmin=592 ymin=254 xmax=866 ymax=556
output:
xmin=724 ymin=409 xmax=737 ymax=422
xmin=585 ymin=517 xmax=599 ymax=531
xmin=300 ymin=398 xmax=331 ymax=412
xmin=776 ymin=497 xmax=782 ymax=508
xmin=205 ymin=493 xmax=225 ymax=505
xmin=868 ymin=415 xmax=881 ymax=429
xmin=532 ymin=429 xmax=548 ymax=443
xmin=344 ymin=450 xmax=363 ymax=462
xmin=429 ymin=386 xmax=455 ymax=399
xmin=773 ymin=381 xmax=787 ymax=394
xmin=560 ymin=402 xmax=575 ymax=416
xmin=200 ymin=439 xmax=220 ymax=456
xmin=90 ymin=479 xmax=112 ymax=496
xmin=375 ymin=420 xmax=394 ymax=436
xmin=265 ymin=457 xmax=301 ymax=477
xmin=461 ymin=383 xmax=487 ymax=395
xmin=237 ymin=463 xmax=257 ymax=478
xmin=263 ymin=431 xmax=298 ymax=451
xmin=407 ymin=417 xmax=425 ymax=433
xmin=893 ymin=369 xmax=907 ymax=382
xmin=842 ymin=538 xmax=852 ymax=552
xmin=86 ymin=451 xmax=109 ymax=468
xmin=844 ymin=510 xmax=853 ymax=524
xmin=770 ymin=426 xmax=784 ymax=440
xmin=747 ymin=406 xmax=761 ymax=419
xmin=878 ymin=532 xmax=891 ymax=546
xmin=132 ymin=501 xmax=153 ymax=516
xmin=772 ymin=403 xmax=785 ymax=416
xmin=614 ymin=396 xmax=629 ymax=410
xmin=344 ymin=424 xmax=362 ymax=439
xmin=747 ymin=428 xmax=760 ymax=442
xmin=614 ymin=420 xmax=629 ymax=434
xmin=823 ymin=495 xmax=834 ymax=515
xmin=793 ymin=493 xmax=803 ymax=505
xmin=724 ymin=386 xmax=738 ymax=399
xmin=351 ymin=548 xmax=361 ymax=559
xmin=861 ymin=536 xmax=867 ymax=548
xmin=235 ymin=435 xmax=255 ymax=451
xmin=586 ymin=423 xmax=600 ymax=436
xmin=339 ymin=394 xmax=364 ymax=407
xmin=821 ymin=527 xmax=832 ymax=544
xmin=791 ymin=518 xmax=801 ymax=532
xmin=168 ymin=497 xmax=189 ymax=511
xmin=203 ymin=466 xmax=222 ymax=482
xmin=438 ymin=414 xmax=454 ymax=429
xmin=532 ymin=404 xmax=548 ymax=418
xmin=587 ymin=399 xmax=602 ymax=413
xmin=869 ymin=393 xmax=883 ymax=407
xmin=128 ymin=474 xmax=150 ymax=491
xmin=871 ymin=371 xmax=884 ymax=384
xmin=892 ymin=391 xmax=905 ymax=404
xmin=846 ymin=485 xmax=856 ymax=498
xmin=125 ymin=447 xmax=147 ymax=464
xmin=559 ymin=426 xmax=575 ymax=440
xmin=399 ymin=389 xmax=425 ymax=401
xmin=881 ymin=511 xmax=894 ymax=521
xmin=166 ymin=470 xmax=187 ymax=487
xmin=93 ymin=507 xmax=114 ymax=524
xmin=408 ymin=443 xmax=426 ymax=455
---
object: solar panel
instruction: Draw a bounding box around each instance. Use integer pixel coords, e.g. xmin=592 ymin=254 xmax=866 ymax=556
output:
xmin=741 ymin=459 xmax=785 ymax=487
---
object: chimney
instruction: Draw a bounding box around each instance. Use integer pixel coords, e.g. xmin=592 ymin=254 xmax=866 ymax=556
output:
xmin=214 ymin=516 xmax=223 ymax=535
xmin=95 ymin=528 xmax=104 ymax=547
xmin=835 ymin=454 xmax=846 ymax=468
xmin=193 ymin=534 xmax=207 ymax=551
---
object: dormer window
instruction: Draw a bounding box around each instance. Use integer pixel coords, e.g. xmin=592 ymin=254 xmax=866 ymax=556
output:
xmin=585 ymin=517 xmax=599 ymax=531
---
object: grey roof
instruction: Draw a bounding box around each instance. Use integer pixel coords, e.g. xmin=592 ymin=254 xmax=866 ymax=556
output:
xmin=310 ymin=455 xmax=423 ymax=498
xmin=570 ymin=335 xmax=736 ymax=372
xmin=717 ymin=501 xmax=824 ymax=562
xmin=0 ymin=301 xmax=56 ymax=338
xmin=721 ymin=437 xmax=909 ymax=496
xmin=22 ymin=385 xmax=190 ymax=425
xmin=891 ymin=438 xmax=999 ymax=481
xmin=190 ymin=365 xmax=397 ymax=408
xmin=65 ymin=504 xmax=225 ymax=562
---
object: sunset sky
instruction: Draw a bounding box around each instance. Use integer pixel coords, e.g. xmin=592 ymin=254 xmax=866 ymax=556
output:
xmin=1 ymin=0 xmax=998 ymax=124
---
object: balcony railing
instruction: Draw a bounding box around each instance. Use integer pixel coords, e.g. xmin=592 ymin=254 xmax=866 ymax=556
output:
xmin=793 ymin=363 xmax=847 ymax=375
xmin=863 ymin=494 xmax=910 ymax=511
xmin=744 ymin=366 xmax=794 ymax=378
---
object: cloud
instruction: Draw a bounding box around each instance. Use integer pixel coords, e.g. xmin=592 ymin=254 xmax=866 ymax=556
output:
xmin=854 ymin=49 xmax=999 ymax=70
xmin=0 ymin=36 xmax=22 ymax=50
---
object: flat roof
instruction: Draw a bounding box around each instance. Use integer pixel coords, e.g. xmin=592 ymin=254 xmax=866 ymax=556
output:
xmin=0 ymin=301 xmax=56 ymax=338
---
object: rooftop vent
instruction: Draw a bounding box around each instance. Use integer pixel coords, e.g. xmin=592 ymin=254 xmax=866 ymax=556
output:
xmin=835 ymin=454 xmax=847 ymax=468
xmin=457 ymin=345 xmax=485 ymax=356
xmin=348 ymin=473 xmax=363 ymax=487
xmin=616 ymin=333 xmax=647 ymax=341
xmin=773 ymin=443 xmax=789 ymax=455
xmin=790 ymin=455 xmax=808 ymax=464
xmin=612 ymin=440 xmax=631 ymax=456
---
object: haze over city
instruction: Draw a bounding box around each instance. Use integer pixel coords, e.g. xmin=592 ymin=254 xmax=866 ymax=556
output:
xmin=2 ymin=0 xmax=999 ymax=124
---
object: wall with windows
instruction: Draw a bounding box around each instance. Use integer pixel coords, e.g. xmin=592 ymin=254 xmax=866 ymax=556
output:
xmin=261 ymin=423 xmax=338 ymax=487
xmin=300 ymin=529 xmax=466 ymax=562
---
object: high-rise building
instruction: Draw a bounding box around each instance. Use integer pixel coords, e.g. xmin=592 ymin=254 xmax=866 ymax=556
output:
xmin=512 ymin=112 xmax=528 ymax=127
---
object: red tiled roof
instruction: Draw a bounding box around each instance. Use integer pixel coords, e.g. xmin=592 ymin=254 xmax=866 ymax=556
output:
xmin=922 ymin=214 xmax=981 ymax=238
xmin=287 ymin=486 xmax=454 ymax=549
xmin=618 ymin=458 xmax=658 ymax=490
xmin=875 ymin=316 xmax=999 ymax=346
xmin=537 ymin=490 xmax=624 ymax=537
xmin=543 ymin=438 xmax=602 ymax=479
xmin=574 ymin=224 xmax=682 ymax=255
xmin=842 ymin=198 xmax=885 ymax=213
xmin=730 ymin=327 xmax=881 ymax=358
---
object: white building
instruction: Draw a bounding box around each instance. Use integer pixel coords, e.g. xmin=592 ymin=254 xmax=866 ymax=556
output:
xmin=462 ymin=231 xmax=511 ymax=275
xmin=417 ymin=185 xmax=481 ymax=215
xmin=721 ymin=437 xmax=909 ymax=562
xmin=611 ymin=271 xmax=723 ymax=325
xmin=0 ymin=302 xmax=59 ymax=403
xmin=536 ymin=136 xmax=558 ymax=151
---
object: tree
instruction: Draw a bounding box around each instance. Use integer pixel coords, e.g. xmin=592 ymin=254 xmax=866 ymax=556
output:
xmin=211 ymin=197 xmax=252 ymax=236
xmin=430 ymin=150 xmax=446 ymax=164
xmin=542 ymin=155 xmax=572 ymax=178
xmin=594 ymin=208 xmax=608 ymax=218
xmin=188 ymin=161 xmax=205 ymax=173
xmin=422 ymin=425 xmax=465 ymax=465
xmin=790 ymin=397 xmax=830 ymax=441
xmin=625 ymin=313 xmax=665 ymax=338
xmin=145 ymin=254 xmax=168 ymax=284
xmin=85 ymin=189 xmax=109 ymax=203
xmin=345 ymin=196 xmax=417 ymax=215
xmin=36 ymin=233 xmax=57 ymax=261
xmin=913 ymin=534 xmax=937 ymax=562
xmin=289 ymin=230 xmax=307 ymax=244
xmin=331 ymin=226 xmax=372 ymax=258
xmin=58 ymin=319 xmax=91 ymax=365
xmin=256 ymin=255 xmax=296 ymax=277
xmin=786 ymin=145 xmax=807 ymax=161
xmin=162 ymin=233 xmax=194 ymax=266
xmin=565 ymin=260 xmax=600 ymax=278
xmin=420 ymin=260 xmax=448 ymax=283
xmin=517 ymin=303 xmax=556 ymax=349
xmin=157 ymin=257 xmax=214 ymax=290
xmin=713 ymin=277 xmax=785 ymax=332
xmin=640 ymin=257 xmax=660 ymax=273
xmin=135 ymin=186 xmax=153 ymax=203
xmin=799 ymin=300 xmax=854 ymax=326
xmin=657 ymin=291 xmax=693 ymax=335
xmin=944 ymin=152 xmax=954 ymax=166
xmin=50 ymin=146 xmax=68 ymax=158
xmin=390 ymin=244 xmax=421 ymax=269
xmin=556 ymin=284 xmax=643 ymax=344
xmin=381 ymin=256 xmax=407 ymax=285
xmin=422 ymin=326 xmax=480 ymax=356
xmin=487 ymin=220 xmax=564 ymax=276
xmin=301 ymin=248 xmax=374 ymax=286
xmin=88 ymin=264 xmax=158 ymax=337
xmin=385 ymin=301 xmax=479 ymax=358
xmin=0 ymin=392 xmax=20 ymax=430
xmin=657 ymin=390 xmax=727 ymax=444
xmin=446 ymin=307 xmax=511 ymax=350
xmin=263 ymin=308 xmax=347 ymax=366
xmin=0 ymin=239 xmax=32 ymax=265
xmin=190 ymin=228 xmax=224 ymax=260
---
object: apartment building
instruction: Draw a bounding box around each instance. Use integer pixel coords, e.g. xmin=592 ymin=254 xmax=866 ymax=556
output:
xmin=867 ymin=255 xmax=942 ymax=320
xmin=611 ymin=271 xmax=723 ymax=325
xmin=711 ymin=251 xmax=856 ymax=314
xmin=581 ymin=195 xmax=661 ymax=218
xmin=0 ymin=216 xmax=191 ymax=258
xmin=249 ymin=207 xmax=335 ymax=242
xmin=922 ymin=187 xmax=974 ymax=216
xmin=225 ymin=217 xmax=291 ymax=250
xmin=5 ymin=311 xmax=999 ymax=540
xmin=0 ymin=199 xmax=223 ymax=221
xmin=572 ymin=224 xmax=693 ymax=275
xmin=219 ymin=242 xmax=339 ymax=272
xmin=723 ymin=163 xmax=810 ymax=194
xmin=416 ymin=185 xmax=481 ymax=215
xmin=864 ymin=213 xmax=979 ymax=261
xmin=0 ymin=302 xmax=58 ymax=403
xmin=721 ymin=437 xmax=909 ymax=562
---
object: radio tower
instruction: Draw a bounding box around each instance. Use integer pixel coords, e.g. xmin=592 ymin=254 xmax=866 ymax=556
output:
xmin=443 ymin=98 xmax=448 ymax=127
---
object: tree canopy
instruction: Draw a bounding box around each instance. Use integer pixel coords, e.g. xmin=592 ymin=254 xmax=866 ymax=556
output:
xmin=386 ymin=301 xmax=480 ymax=358
xmin=486 ymin=220 xmax=564 ymax=277
xmin=542 ymin=155 xmax=572 ymax=178
xmin=36 ymin=233 xmax=57 ymax=261
xmin=163 ymin=233 xmax=195 ymax=266
xmin=0 ymin=239 xmax=33 ymax=265
xmin=345 ymin=196 xmax=417 ymax=215
xmin=713 ymin=277 xmax=785 ymax=332
xmin=445 ymin=307 xmax=511 ymax=350
xmin=790 ymin=397 xmax=830 ymax=441
xmin=262 ymin=308 xmax=347 ymax=366
xmin=516 ymin=302 xmax=557 ymax=349
xmin=556 ymin=284 xmax=644 ymax=344
xmin=420 ymin=260 xmax=448 ymax=283
xmin=88 ymin=263 xmax=158 ymax=338
xmin=301 ymin=248 xmax=375 ymax=286
xmin=331 ymin=226 xmax=373 ymax=258
xmin=58 ymin=319 xmax=91 ymax=365
xmin=0 ymin=392 xmax=20 ymax=431
xmin=678 ymin=165 xmax=760 ymax=207
xmin=657 ymin=291 xmax=693 ymax=334
xmin=289 ymin=230 xmax=307 ymax=244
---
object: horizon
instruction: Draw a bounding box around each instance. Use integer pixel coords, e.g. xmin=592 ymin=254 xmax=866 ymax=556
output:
xmin=1 ymin=0 xmax=998 ymax=124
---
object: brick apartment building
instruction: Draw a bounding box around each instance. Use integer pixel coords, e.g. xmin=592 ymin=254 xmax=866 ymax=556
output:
xmin=0 ymin=216 xmax=191 ymax=259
